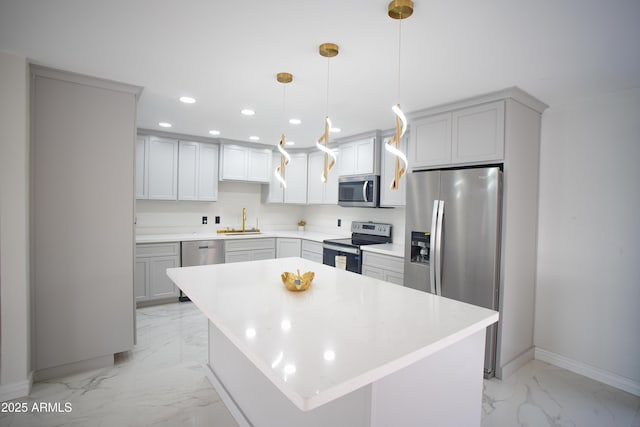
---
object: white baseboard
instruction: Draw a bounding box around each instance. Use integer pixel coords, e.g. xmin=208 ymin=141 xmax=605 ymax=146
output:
xmin=497 ymin=347 xmax=535 ymax=380
xmin=0 ymin=372 xmax=32 ymax=402
xmin=535 ymin=348 xmax=640 ymax=397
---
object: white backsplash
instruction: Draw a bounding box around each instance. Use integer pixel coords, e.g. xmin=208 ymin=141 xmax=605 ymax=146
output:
xmin=136 ymin=181 xmax=405 ymax=243
xmin=136 ymin=181 xmax=304 ymax=234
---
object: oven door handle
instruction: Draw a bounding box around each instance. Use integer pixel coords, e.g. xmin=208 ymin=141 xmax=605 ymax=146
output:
xmin=323 ymin=243 xmax=360 ymax=255
xmin=362 ymin=181 xmax=369 ymax=202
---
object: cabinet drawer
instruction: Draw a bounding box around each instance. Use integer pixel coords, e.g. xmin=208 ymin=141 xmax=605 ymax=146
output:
xmin=301 ymin=250 xmax=323 ymax=264
xmin=362 ymin=252 xmax=404 ymax=273
xmin=136 ymin=242 xmax=180 ymax=258
xmin=301 ymin=240 xmax=323 ymax=255
xmin=225 ymin=238 xmax=276 ymax=252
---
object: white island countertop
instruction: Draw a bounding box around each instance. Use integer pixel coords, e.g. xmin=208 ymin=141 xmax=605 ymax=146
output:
xmin=167 ymin=257 xmax=498 ymax=412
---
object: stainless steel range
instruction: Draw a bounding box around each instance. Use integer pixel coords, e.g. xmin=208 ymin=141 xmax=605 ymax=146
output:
xmin=322 ymin=221 xmax=392 ymax=273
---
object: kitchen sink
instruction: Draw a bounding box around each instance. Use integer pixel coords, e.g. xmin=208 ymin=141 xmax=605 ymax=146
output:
xmin=217 ymin=229 xmax=262 ymax=235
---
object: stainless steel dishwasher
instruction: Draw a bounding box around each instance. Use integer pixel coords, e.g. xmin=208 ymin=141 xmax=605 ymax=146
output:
xmin=180 ymin=240 xmax=224 ymax=301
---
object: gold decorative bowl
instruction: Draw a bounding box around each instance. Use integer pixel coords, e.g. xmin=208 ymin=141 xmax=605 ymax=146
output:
xmin=281 ymin=269 xmax=315 ymax=292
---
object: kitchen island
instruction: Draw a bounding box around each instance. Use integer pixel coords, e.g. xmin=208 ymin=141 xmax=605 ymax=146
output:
xmin=167 ymin=257 xmax=498 ymax=427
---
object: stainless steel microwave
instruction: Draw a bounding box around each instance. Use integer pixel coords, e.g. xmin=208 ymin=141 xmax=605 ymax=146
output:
xmin=338 ymin=175 xmax=380 ymax=208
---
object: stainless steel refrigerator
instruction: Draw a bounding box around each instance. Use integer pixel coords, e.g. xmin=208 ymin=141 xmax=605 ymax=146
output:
xmin=404 ymin=166 xmax=502 ymax=377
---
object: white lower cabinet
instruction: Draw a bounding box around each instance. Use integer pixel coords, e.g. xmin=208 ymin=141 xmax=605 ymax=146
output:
xmin=224 ymin=238 xmax=276 ymax=263
xmin=301 ymin=240 xmax=323 ymax=264
xmin=135 ymin=242 xmax=180 ymax=305
xmin=277 ymin=238 xmax=301 ymax=258
xmin=362 ymin=251 xmax=404 ymax=285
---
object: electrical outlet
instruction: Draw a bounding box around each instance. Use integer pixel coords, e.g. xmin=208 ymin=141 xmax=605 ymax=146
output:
xmin=215 ymin=216 xmax=220 ymax=224
xmin=337 ymin=218 xmax=342 ymax=227
xmin=202 ymin=216 xmax=208 ymax=225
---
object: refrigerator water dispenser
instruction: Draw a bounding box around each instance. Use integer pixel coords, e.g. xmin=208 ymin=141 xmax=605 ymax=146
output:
xmin=410 ymin=231 xmax=430 ymax=264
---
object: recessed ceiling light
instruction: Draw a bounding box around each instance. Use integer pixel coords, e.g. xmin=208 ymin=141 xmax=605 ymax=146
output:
xmin=179 ymin=96 xmax=196 ymax=104
xmin=209 ymin=130 xmax=221 ymax=136
xmin=285 ymin=141 xmax=295 ymax=146
xmin=241 ymin=109 xmax=255 ymax=116
xmin=158 ymin=122 xmax=172 ymax=128
xmin=289 ymin=118 xmax=302 ymax=125
xmin=249 ymin=136 xmax=260 ymax=141
xmin=330 ymin=127 xmax=341 ymax=133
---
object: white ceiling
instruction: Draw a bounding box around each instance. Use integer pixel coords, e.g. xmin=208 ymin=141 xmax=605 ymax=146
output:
xmin=1 ymin=0 xmax=639 ymax=147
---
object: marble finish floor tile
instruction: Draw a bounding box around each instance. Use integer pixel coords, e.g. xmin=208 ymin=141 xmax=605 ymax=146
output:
xmin=482 ymin=360 xmax=640 ymax=427
xmin=2 ymin=302 xmax=639 ymax=426
xmin=0 ymin=302 xmax=238 ymax=427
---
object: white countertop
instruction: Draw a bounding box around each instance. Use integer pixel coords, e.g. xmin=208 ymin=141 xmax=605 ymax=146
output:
xmin=167 ymin=257 xmax=498 ymax=411
xmin=135 ymin=230 xmax=346 ymax=244
xmin=361 ymin=242 xmax=405 ymax=257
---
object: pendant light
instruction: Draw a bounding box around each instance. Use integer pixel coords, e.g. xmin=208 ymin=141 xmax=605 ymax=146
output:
xmin=386 ymin=0 xmax=412 ymax=190
xmin=317 ymin=43 xmax=339 ymax=183
xmin=275 ymin=72 xmax=293 ymax=189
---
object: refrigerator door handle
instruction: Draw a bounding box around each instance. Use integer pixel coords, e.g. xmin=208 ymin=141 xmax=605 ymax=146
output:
xmin=429 ymin=200 xmax=439 ymax=294
xmin=362 ymin=181 xmax=369 ymax=202
xmin=434 ymin=200 xmax=445 ymax=296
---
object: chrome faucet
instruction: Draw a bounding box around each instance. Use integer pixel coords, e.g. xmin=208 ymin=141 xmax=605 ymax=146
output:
xmin=242 ymin=207 xmax=247 ymax=232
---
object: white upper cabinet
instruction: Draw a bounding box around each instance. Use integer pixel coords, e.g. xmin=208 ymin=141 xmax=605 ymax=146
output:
xmin=338 ymin=138 xmax=376 ymax=176
xmin=247 ymin=148 xmax=272 ymax=182
xmin=264 ymin=152 xmax=308 ymax=204
xmin=198 ymin=143 xmax=219 ymax=201
xmin=408 ymin=113 xmax=452 ymax=168
xmin=451 ymin=101 xmax=505 ymax=164
xmin=178 ymin=141 xmax=218 ymax=201
xmin=380 ymin=133 xmax=408 ymax=207
xmin=220 ymin=145 xmax=248 ymax=180
xmin=307 ymin=150 xmax=338 ymax=205
xmin=408 ymin=101 xmax=505 ymax=169
xmin=284 ymin=152 xmax=308 ymax=204
xmin=220 ymin=144 xmax=271 ymax=183
xmin=135 ymin=136 xmax=147 ymax=199
xmin=264 ymin=152 xmax=284 ymax=204
xmin=147 ymin=136 xmax=178 ymax=200
xmin=178 ymin=141 xmax=198 ymax=200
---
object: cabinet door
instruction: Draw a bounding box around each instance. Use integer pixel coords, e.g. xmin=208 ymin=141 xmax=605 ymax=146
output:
xmin=338 ymin=142 xmax=356 ymax=176
xmin=147 ymin=137 xmax=178 ymax=200
xmin=301 ymin=250 xmax=323 ymax=264
xmin=220 ymin=145 xmax=248 ymax=180
xmin=408 ymin=113 xmax=452 ymax=169
xmin=134 ymin=259 xmax=149 ymax=301
xmin=380 ymin=134 xmax=408 ymax=207
xmin=385 ymin=271 xmax=405 ymax=286
xmin=135 ymin=137 xmax=147 ymax=199
xmin=277 ymin=238 xmax=301 ymax=258
xmin=178 ymin=141 xmax=199 ymax=201
xmin=264 ymin=152 xmax=284 ymax=203
xmin=198 ymin=143 xmax=219 ymax=201
xmin=247 ymin=148 xmax=272 ymax=182
xmin=225 ymin=251 xmax=251 ymax=264
xmin=148 ymin=256 xmax=179 ymax=299
xmin=324 ymin=159 xmax=339 ymax=204
xmin=284 ymin=153 xmax=308 ymax=204
xmin=251 ymin=248 xmax=276 ymax=261
xmin=362 ymin=265 xmax=385 ymax=281
xmin=306 ymin=151 xmax=324 ymax=204
xmin=452 ymin=101 xmax=505 ymax=164
xmin=354 ymin=139 xmax=374 ymax=175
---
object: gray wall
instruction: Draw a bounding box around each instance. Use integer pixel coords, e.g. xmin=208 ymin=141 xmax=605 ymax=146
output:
xmin=535 ymin=87 xmax=640 ymax=390
xmin=0 ymin=51 xmax=31 ymax=398
xmin=31 ymin=66 xmax=139 ymax=375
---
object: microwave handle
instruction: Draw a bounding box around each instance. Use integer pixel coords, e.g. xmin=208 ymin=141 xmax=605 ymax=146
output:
xmin=362 ymin=181 xmax=369 ymax=202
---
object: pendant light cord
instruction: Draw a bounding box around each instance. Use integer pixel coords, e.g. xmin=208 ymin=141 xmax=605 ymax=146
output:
xmin=397 ymin=19 xmax=402 ymax=103
xmin=326 ymin=57 xmax=331 ymax=117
